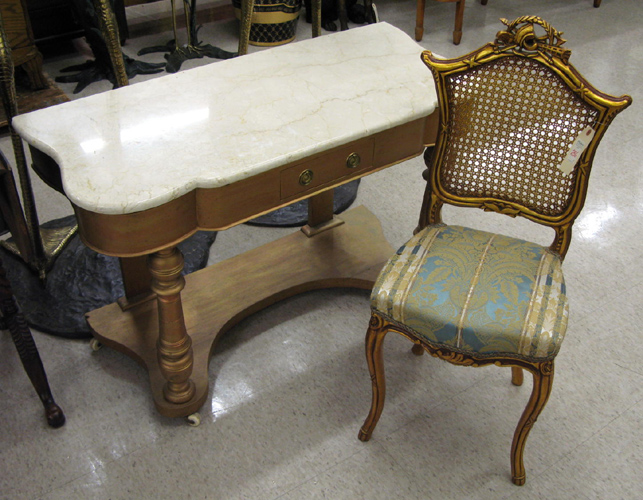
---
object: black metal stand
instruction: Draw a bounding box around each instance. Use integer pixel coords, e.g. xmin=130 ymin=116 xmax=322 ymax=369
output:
xmin=2 ymin=216 xmax=216 ymax=339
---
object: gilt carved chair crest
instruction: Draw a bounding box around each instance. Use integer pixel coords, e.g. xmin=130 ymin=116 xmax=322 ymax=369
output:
xmin=358 ymin=17 xmax=631 ymax=486
xmin=419 ymin=16 xmax=631 ymax=257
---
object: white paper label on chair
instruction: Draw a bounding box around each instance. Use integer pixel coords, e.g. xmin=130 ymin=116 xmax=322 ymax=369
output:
xmin=558 ymin=126 xmax=596 ymax=175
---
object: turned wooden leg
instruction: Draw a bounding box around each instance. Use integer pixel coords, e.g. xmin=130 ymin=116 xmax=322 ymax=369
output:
xmin=511 ymin=362 xmax=554 ymax=486
xmin=511 ymin=366 xmax=524 ymax=386
xmin=411 ymin=342 xmax=424 ymax=356
xmin=415 ymin=0 xmax=426 ymax=41
xmin=594 ymin=0 xmax=601 ymax=7
xmin=453 ymin=0 xmax=465 ymax=45
xmin=358 ymin=313 xmax=390 ymax=441
xmin=481 ymin=0 xmax=488 ymax=5
xmin=0 ymin=258 xmax=65 ymax=428
xmin=148 ymin=247 xmax=195 ymax=404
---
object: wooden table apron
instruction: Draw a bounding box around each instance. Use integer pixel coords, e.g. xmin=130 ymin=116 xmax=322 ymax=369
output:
xmin=67 ymin=111 xmax=438 ymax=418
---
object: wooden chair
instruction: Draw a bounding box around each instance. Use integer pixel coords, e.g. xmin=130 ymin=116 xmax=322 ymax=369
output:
xmin=358 ymin=17 xmax=631 ymax=485
xmin=416 ymin=0 xmax=466 ymax=44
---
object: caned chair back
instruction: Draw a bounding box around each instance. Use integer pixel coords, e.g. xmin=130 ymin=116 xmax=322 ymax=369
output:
xmin=420 ymin=16 xmax=631 ymax=258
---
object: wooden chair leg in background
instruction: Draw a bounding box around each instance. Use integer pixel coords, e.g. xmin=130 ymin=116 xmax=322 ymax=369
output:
xmin=416 ymin=0 xmax=466 ymax=44
xmin=415 ymin=0 xmax=426 ymax=41
xmin=453 ymin=0 xmax=464 ymax=45
xmin=0 ymin=258 xmax=65 ymax=428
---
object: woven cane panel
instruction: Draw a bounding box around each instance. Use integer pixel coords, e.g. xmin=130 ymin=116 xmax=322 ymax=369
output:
xmin=441 ymin=56 xmax=599 ymax=216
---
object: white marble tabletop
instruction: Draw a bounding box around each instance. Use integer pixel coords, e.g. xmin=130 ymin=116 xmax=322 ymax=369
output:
xmin=14 ymin=22 xmax=438 ymax=215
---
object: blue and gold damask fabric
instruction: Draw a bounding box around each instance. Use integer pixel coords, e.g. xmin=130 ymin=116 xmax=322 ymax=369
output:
xmin=371 ymin=225 xmax=568 ymax=361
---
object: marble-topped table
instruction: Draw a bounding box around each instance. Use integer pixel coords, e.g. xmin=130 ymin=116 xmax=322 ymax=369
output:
xmin=14 ymin=22 xmax=439 ymax=420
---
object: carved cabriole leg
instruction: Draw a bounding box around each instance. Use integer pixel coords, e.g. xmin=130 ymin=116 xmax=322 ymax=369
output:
xmin=511 ymin=366 xmax=524 ymax=386
xmin=511 ymin=361 xmax=555 ymax=486
xmin=358 ymin=312 xmax=390 ymax=441
xmin=148 ymin=247 xmax=195 ymax=404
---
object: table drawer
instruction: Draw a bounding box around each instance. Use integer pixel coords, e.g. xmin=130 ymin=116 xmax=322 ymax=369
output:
xmin=280 ymin=138 xmax=374 ymax=200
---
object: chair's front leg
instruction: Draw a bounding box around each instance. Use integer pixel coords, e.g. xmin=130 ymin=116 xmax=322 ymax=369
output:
xmin=511 ymin=361 xmax=554 ymax=485
xmin=358 ymin=313 xmax=390 ymax=441
xmin=148 ymin=247 xmax=195 ymax=405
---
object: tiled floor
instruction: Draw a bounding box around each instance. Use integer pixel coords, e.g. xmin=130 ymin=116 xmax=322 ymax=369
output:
xmin=1 ymin=0 xmax=641 ymax=498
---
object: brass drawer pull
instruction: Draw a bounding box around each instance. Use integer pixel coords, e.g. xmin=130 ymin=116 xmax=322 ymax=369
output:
xmin=346 ymin=152 xmax=361 ymax=168
xmin=299 ymin=169 xmax=314 ymax=186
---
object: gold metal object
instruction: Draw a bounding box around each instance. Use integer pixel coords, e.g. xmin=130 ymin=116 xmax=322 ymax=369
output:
xmin=92 ymin=0 xmax=128 ymax=88
xmin=346 ymin=152 xmax=361 ymax=169
xmin=311 ymin=0 xmax=322 ymax=38
xmin=360 ymin=17 xmax=632 ymax=486
xmin=238 ymin=0 xmax=321 ymax=56
xmin=0 ymin=224 xmax=78 ymax=266
xmin=0 ymin=13 xmax=77 ymax=278
xmin=238 ymin=0 xmax=254 ymax=55
xmin=299 ymin=169 xmax=314 ymax=186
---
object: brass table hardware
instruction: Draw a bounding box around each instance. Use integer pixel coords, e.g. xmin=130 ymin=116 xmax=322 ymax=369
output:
xmin=346 ymin=152 xmax=361 ymax=168
xmin=299 ymin=169 xmax=314 ymax=186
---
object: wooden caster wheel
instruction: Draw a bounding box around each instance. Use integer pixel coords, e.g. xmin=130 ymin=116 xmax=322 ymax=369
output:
xmin=89 ymin=338 xmax=102 ymax=351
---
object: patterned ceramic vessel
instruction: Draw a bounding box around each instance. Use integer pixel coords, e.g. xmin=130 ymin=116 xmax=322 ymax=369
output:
xmin=233 ymin=0 xmax=302 ymax=46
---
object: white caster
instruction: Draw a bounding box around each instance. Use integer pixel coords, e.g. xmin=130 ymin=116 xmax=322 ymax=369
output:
xmin=186 ymin=413 xmax=201 ymax=427
xmin=89 ymin=339 xmax=103 ymax=351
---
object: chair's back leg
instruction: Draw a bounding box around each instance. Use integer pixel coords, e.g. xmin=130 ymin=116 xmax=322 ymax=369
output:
xmin=511 ymin=366 xmax=524 ymax=386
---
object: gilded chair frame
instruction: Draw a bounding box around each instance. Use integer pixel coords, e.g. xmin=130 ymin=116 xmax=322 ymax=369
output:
xmin=359 ymin=17 xmax=631 ymax=486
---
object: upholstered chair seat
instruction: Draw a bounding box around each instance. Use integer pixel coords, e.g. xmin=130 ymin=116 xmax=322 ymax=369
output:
xmin=371 ymin=225 xmax=567 ymax=361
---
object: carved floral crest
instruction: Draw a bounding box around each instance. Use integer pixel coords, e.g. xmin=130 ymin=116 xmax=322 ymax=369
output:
xmin=494 ymin=16 xmax=571 ymax=63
